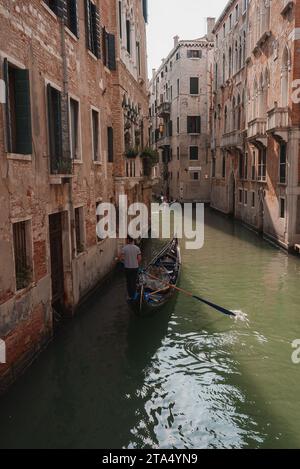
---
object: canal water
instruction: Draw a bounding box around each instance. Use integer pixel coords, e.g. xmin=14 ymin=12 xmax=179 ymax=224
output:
xmin=0 ymin=209 xmax=299 ymax=449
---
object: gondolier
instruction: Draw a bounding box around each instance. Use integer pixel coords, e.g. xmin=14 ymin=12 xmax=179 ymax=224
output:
xmin=120 ymin=236 xmax=142 ymax=300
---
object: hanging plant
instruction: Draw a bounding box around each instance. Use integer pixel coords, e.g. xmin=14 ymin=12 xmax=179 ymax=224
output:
xmin=125 ymin=147 xmax=139 ymax=159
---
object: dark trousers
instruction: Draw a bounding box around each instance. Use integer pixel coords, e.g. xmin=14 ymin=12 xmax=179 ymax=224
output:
xmin=125 ymin=268 xmax=139 ymax=299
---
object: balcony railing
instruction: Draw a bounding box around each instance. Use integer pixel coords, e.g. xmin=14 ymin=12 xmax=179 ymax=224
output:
xmin=267 ymin=107 xmax=290 ymax=132
xmin=158 ymin=102 xmax=171 ymax=118
xmin=221 ymin=131 xmax=243 ymax=150
xmin=248 ymin=118 xmax=267 ymax=139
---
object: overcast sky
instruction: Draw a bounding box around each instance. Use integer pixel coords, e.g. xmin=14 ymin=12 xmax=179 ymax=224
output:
xmin=146 ymin=0 xmax=227 ymax=76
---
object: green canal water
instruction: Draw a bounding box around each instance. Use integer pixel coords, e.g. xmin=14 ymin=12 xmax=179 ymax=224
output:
xmin=0 ymin=209 xmax=300 ymax=449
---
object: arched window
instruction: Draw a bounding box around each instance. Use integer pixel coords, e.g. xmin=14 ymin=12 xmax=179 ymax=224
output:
xmin=232 ymin=97 xmax=236 ymax=130
xmin=229 ymin=48 xmax=232 ymax=78
xmin=281 ymin=46 xmax=290 ymax=107
xmin=253 ymin=79 xmax=258 ymax=119
xmin=237 ymin=94 xmax=241 ymax=130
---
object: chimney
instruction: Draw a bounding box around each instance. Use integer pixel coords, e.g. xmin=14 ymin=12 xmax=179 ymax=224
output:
xmin=206 ymin=17 xmax=216 ymax=41
xmin=173 ymin=35 xmax=179 ymax=48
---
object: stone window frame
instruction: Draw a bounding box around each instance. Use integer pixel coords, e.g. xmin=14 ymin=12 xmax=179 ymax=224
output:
xmin=11 ymin=216 xmax=34 ymax=293
xmin=68 ymin=93 xmax=83 ymax=163
xmin=90 ymin=105 xmax=102 ymax=164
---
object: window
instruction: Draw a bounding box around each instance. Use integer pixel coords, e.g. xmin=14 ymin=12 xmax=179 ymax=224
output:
xmin=107 ymin=127 xmax=114 ymax=163
xmin=280 ymin=198 xmax=285 ymax=219
xmin=13 ymin=220 xmax=32 ymax=291
xmin=4 ymin=60 xmax=32 ymax=155
xmin=177 ymin=117 xmax=180 ymax=134
xmin=65 ymin=0 xmax=79 ymax=37
xmin=212 ymin=156 xmax=216 ymax=177
xmin=223 ymin=23 xmax=226 ymax=38
xmin=190 ymin=171 xmax=200 ymax=180
xmin=244 ymin=152 xmax=248 ymax=180
xmin=75 ymin=207 xmax=85 ymax=255
xmin=251 ymin=191 xmax=255 ymax=208
xmin=251 ymin=151 xmax=256 ymax=180
xmin=91 ymin=109 xmax=100 ymax=161
xmin=142 ymin=0 xmax=148 ymax=23
xmin=69 ymin=98 xmax=80 ymax=160
xmin=118 ymin=1 xmax=122 ymax=38
xmin=190 ymin=77 xmax=199 ymax=95
xmin=85 ymin=0 xmax=101 ymax=58
xmin=229 ymin=14 xmax=232 ymax=29
xmin=136 ymin=41 xmax=141 ymax=75
xmin=177 ymin=78 xmax=180 ymax=96
xmin=235 ymin=4 xmax=239 ymax=22
xmin=244 ymin=190 xmax=248 ymax=206
xmin=103 ymin=28 xmax=116 ymax=70
xmin=176 ymin=52 xmax=180 ymax=60
xmin=190 ymin=146 xmax=199 ymax=161
xmin=258 ymin=148 xmax=267 ymax=182
xmin=239 ymin=154 xmax=244 ymax=179
xmin=44 ymin=0 xmax=62 ymax=15
xmin=222 ymin=154 xmax=226 ymax=178
xmin=47 ymin=84 xmax=68 ymax=174
xmin=168 ymin=120 xmax=173 ymax=137
xmin=187 ymin=50 xmax=202 ymax=59
xmin=177 ymin=147 xmax=180 ymax=160
xmin=279 ymin=142 xmax=287 ymax=184
xmin=239 ymin=189 xmax=243 ymax=204
xmin=187 ymin=116 xmax=201 ymax=134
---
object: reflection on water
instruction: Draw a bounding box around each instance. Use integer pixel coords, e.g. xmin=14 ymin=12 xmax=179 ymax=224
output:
xmin=0 ymin=209 xmax=300 ymax=448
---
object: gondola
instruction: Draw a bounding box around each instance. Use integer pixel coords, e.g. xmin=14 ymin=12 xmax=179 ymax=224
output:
xmin=130 ymin=238 xmax=181 ymax=315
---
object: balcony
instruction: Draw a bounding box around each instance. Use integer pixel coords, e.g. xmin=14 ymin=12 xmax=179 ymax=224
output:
xmin=247 ymin=118 xmax=267 ymax=147
xmin=221 ymin=131 xmax=243 ymax=151
xmin=158 ymin=102 xmax=171 ymax=118
xmin=267 ymin=106 xmax=290 ymax=141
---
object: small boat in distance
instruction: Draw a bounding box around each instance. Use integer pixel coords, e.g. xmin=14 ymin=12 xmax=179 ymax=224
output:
xmin=131 ymin=238 xmax=181 ymax=315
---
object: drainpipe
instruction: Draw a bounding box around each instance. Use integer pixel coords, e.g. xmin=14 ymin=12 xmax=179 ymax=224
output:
xmin=59 ymin=14 xmax=76 ymax=308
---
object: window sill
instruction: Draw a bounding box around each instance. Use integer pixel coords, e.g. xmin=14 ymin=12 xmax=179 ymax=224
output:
xmin=73 ymin=159 xmax=83 ymax=165
xmin=7 ymin=153 xmax=32 ymax=162
xmin=65 ymin=27 xmax=79 ymax=42
xmin=93 ymin=161 xmax=103 ymax=166
xmin=278 ymin=182 xmax=287 ymax=187
xmin=41 ymin=2 xmax=58 ymax=20
xmin=88 ymin=50 xmax=98 ymax=61
xmin=104 ymin=66 xmax=111 ymax=74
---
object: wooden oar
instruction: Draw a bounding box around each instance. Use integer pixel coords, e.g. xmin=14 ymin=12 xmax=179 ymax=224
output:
xmin=145 ymin=272 xmax=236 ymax=318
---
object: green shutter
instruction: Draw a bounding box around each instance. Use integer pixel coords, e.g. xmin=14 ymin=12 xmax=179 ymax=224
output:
xmin=47 ymin=84 xmax=63 ymax=173
xmin=85 ymin=0 xmax=92 ymax=51
xmin=107 ymin=127 xmax=114 ymax=163
xmin=3 ymin=58 xmax=12 ymax=153
xmin=108 ymin=34 xmax=116 ymax=70
xmin=94 ymin=6 xmax=101 ymax=59
xmin=14 ymin=69 xmax=32 ymax=155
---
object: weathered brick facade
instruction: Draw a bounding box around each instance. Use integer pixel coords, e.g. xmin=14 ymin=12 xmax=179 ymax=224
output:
xmin=0 ymin=0 xmax=150 ymax=393
xmin=211 ymin=0 xmax=300 ymax=250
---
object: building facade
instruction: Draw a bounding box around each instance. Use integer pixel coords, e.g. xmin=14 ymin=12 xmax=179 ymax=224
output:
xmin=0 ymin=0 xmax=150 ymax=392
xmin=211 ymin=0 xmax=300 ymax=251
xmin=149 ymin=20 xmax=215 ymax=202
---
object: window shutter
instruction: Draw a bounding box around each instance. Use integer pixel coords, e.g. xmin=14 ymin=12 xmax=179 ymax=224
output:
xmin=47 ymin=85 xmax=63 ymax=172
xmin=107 ymin=127 xmax=114 ymax=163
xmin=3 ymin=58 xmax=12 ymax=153
xmin=14 ymin=69 xmax=32 ymax=155
xmin=63 ymin=0 xmax=79 ymax=37
xmin=102 ymin=27 xmax=108 ymax=66
xmin=94 ymin=5 xmax=101 ymax=59
xmin=142 ymin=0 xmax=148 ymax=23
xmin=187 ymin=116 xmax=192 ymax=134
xmin=197 ymin=116 xmax=201 ymax=133
xmin=107 ymin=34 xmax=116 ymax=70
xmin=54 ymin=0 xmax=64 ymax=18
xmin=85 ymin=0 xmax=92 ymax=51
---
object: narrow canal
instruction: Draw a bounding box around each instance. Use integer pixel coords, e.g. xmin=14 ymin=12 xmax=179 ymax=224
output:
xmin=0 ymin=208 xmax=299 ymax=449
